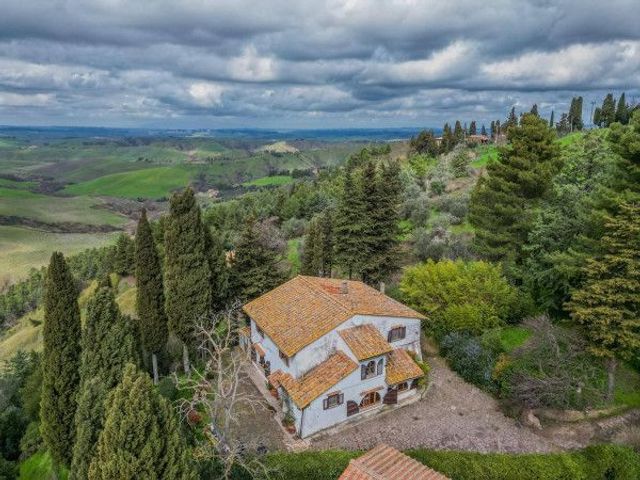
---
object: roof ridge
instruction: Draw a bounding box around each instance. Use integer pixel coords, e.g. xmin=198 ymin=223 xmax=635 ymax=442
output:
xmin=297 ymin=275 xmax=356 ymax=316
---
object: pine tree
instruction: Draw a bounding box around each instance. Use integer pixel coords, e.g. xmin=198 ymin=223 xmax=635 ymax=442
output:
xmin=469 ymin=114 xmax=561 ymax=275
xmin=88 ymin=365 xmax=196 ymax=479
xmin=40 ymin=252 xmax=81 ymax=467
xmin=164 ymin=188 xmax=212 ymax=373
xmin=441 ymin=123 xmax=455 ymax=152
xmin=480 ymin=124 xmax=487 ymax=136
xmin=334 ymin=166 xmax=368 ymax=278
xmin=593 ymin=107 xmax=602 ymax=127
xmin=135 ymin=209 xmax=167 ymax=384
xmin=232 ymin=216 xmax=287 ymax=301
xmin=530 ymin=104 xmax=539 ymax=116
xmin=601 ymin=93 xmax=617 ymax=127
xmin=504 ymin=107 xmax=518 ymax=131
xmin=568 ymin=96 xmax=584 ymax=131
xmin=469 ymin=121 xmax=477 ymax=136
xmin=615 ymin=92 xmax=629 ymax=124
xmin=113 ymin=233 xmax=135 ymax=276
xmin=453 ymin=120 xmax=464 ymax=142
xmin=205 ymin=228 xmax=230 ymax=312
xmin=360 ymin=161 xmax=381 ymax=283
xmin=490 ymin=121 xmax=496 ymax=139
xmin=566 ymin=202 xmax=640 ymax=401
xmin=549 ymin=110 xmax=555 ymax=128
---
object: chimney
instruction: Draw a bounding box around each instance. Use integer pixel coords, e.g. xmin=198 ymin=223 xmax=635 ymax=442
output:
xmin=340 ymin=280 xmax=348 ymax=294
xmin=379 ymin=281 xmax=385 ymax=294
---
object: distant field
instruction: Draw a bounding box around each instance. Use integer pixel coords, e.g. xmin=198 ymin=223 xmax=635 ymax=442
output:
xmin=0 ymin=188 xmax=125 ymax=225
xmin=0 ymin=226 xmax=119 ymax=282
xmin=64 ymin=165 xmax=194 ymax=199
xmin=0 ymin=178 xmax=37 ymax=189
xmin=243 ymin=175 xmax=294 ymax=187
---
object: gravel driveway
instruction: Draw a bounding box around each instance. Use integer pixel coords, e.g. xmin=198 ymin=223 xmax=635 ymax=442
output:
xmin=311 ymin=352 xmax=559 ymax=453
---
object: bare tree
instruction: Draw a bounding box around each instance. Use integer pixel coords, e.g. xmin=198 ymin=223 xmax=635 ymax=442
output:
xmin=176 ymin=305 xmax=272 ymax=479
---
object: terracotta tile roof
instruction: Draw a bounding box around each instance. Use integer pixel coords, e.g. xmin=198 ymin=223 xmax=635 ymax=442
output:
xmin=385 ymin=349 xmax=424 ymax=385
xmin=339 ymin=444 xmax=449 ymax=480
xmin=267 ymin=350 xmax=357 ymax=408
xmin=339 ymin=324 xmax=393 ymax=360
xmin=243 ymin=275 xmax=424 ymax=356
xmin=252 ymin=343 xmax=266 ymax=357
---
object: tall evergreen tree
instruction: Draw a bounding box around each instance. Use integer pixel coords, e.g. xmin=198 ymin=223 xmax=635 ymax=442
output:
xmin=566 ymin=202 xmax=640 ymax=401
xmin=481 ymin=124 xmax=487 ymax=136
xmin=469 ymin=114 xmax=561 ymax=276
xmin=334 ymin=166 xmax=368 ymax=278
xmin=135 ymin=209 xmax=167 ymax=384
xmin=360 ymin=161 xmax=381 ymax=283
xmin=530 ymin=104 xmax=539 ymax=116
xmin=113 ymin=233 xmax=135 ymax=276
xmin=593 ymin=107 xmax=602 ymax=127
xmin=504 ymin=107 xmax=518 ymax=131
xmin=88 ymin=365 xmax=196 ymax=479
xmin=615 ymin=92 xmax=629 ymax=124
xmin=490 ymin=121 xmax=496 ymax=139
xmin=453 ymin=120 xmax=464 ymax=142
xmin=469 ymin=121 xmax=477 ymax=136
xmin=164 ymin=187 xmax=212 ymax=374
xmin=569 ymin=96 xmax=584 ymax=131
xmin=205 ymin=228 xmax=230 ymax=312
xmin=549 ymin=110 xmax=555 ymax=128
xmin=231 ymin=217 xmax=287 ymax=301
xmin=40 ymin=252 xmax=81 ymax=467
xmin=601 ymin=93 xmax=617 ymax=127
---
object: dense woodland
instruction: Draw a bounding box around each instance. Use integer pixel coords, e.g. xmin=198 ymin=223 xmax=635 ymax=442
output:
xmin=1 ymin=97 xmax=640 ymax=478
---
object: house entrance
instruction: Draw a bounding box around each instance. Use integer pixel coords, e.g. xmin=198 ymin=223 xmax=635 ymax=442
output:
xmin=360 ymin=391 xmax=381 ymax=409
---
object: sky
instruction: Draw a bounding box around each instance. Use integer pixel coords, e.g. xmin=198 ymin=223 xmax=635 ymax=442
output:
xmin=0 ymin=0 xmax=639 ymax=129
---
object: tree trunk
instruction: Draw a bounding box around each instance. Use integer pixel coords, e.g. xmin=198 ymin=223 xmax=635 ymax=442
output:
xmin=606 ymin=357 xmax=617 ymax=403
xmin=183 ymin=344 xmax=191 ymax=376
xmin=152 ymin=352 xmax=159 ymax=385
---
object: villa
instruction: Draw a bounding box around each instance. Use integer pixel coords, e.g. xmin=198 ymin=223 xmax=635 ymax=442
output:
xmin=241 ymin=275 xmax=426 ymax=438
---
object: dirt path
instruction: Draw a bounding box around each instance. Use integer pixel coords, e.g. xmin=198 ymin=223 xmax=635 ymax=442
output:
xmin=311 ymin=354 xmax=559 ymax=453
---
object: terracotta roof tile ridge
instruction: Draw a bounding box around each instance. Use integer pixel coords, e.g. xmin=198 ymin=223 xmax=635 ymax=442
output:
xmin=297 ymin=275 xmax=356 ymax=316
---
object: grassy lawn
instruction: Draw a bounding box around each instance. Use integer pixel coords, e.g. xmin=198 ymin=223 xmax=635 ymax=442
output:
xmin=19 ymin=451 xmax=68 ymax=480
xmin=482 ymin=326 xmax=532 ymax=354
xmin=0 ymin=226 xmax=119 ymax=283
xmin=450 ymin=220 xmax=475 ymax=235
xmin=470 ymin=144 xmax=498 ymax=168
xmin=614 ymin=364 xmax=640 ymax=408
xmin=0 ymin=178 xmax=37 ymax=189
xmin=0 ymin=188 xmax=125 ymax=226
xmin=0 ymin=308 xmax=43 ymax=362
xmin=64 ymin=166 xmax=195 ymax=199
xmin=287 ymin=237 xmax=302 ymax=274
xmin=557 ymin=131 xmax=585 ymax=147
xmin=242 ymin=175 xmax=294 ymax=187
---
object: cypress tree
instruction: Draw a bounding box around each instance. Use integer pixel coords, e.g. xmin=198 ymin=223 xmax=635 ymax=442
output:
xmin=504 ymin=107 xmax=518 ymax=130
xmin=469 ymin=121 xmax=477 ymax=136
xmin=453 ymin=120 xmax=464 ymax=142
xmin=569 ymin=96 xmax=583 ymax=131
xmin=231 ymin=216 xmax=286 ymax=301
xmin=40 ymin=252 xmax=81 ymax=467
xmin=164 ymin=187 xmax=212 ymax=373
xmin=593 ymin=107 xmax=602 ymax=127
xmin=480 ymin=124 xmax=487 ymax=136
xmin=601 ymin=93 xmax=616 ymax=127
xmin=469 ymin=114 xmax=561 ymax=276
xmin=300 ymin=218 xmax=320 ymax=276
xmin=334 ymin=166 xmax=368 ymax=278
xmin=360 ymin=161 xmax=382 ymax=283
xmin=135 ymin=208 xmax=167 ymax=384
xmin=615 ymin=92 xmax=629 ymax=124
xmin=566 ymin=202 xmax=640 ymax=401
xmin=530 ymin=104 xmax=539 ymax=116
xmin=113 ymin=233 xmax=135 ymax=276
xmin=71 ymin=288 xmax=138 ymax=480
xmin=205 ymin=227 xmax=230 ymax=312
xmin=490 ymin=121 xmax=496 ymax=139
xmin=88 ymin=365 xmax=196 ymax=479
xmin=549 ymin=110 xmax=555 ymax=128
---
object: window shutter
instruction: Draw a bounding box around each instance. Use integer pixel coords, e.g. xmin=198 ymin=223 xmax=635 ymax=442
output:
xmin=323 ymin=398 xmax=328 ymax=410
xmin=338 ymin=393 xmax=344 ymax=405
xmin=361 ymin=364 xmax=366 ymax=380
xmin=387 ymin=330 xmax=392 ymax=342
xmin=377 ymin=359 xmax=383 ymax=375
xmin=402 ymin=326 xmax=406 ymax=339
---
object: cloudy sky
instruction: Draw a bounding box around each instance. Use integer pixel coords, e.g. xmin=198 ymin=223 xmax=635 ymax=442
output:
xmin=1 ymin=0 xmax=639 ymax=129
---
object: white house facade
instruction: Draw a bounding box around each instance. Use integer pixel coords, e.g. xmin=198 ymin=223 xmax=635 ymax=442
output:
xmin=241 ymin=275 xmax=426 ymax=438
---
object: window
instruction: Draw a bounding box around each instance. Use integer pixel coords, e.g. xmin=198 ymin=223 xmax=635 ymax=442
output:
xmin=323 ymin=392 xmax=344 ymax=410
xmin=377 ymin=358 xmax=384 ymax=376
xmin=359 ymin=391 xmax=381 ymax=409
xmin=397 ymin=382 xmax=409 ymax=392
xmin=361 ymin=359 xmax=384 ymax=380
xmin=387 ymin=326 xmax=406 ymax=343
xmin=279 ymin=350 xmax=289 ymax=367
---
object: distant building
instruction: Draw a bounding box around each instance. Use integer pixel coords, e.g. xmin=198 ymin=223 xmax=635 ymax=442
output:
xmin=339 ymin=444 xmax=450 ymax=480
xmin=241 ymin=275 xmax=426 ymax=438
xmin=467 ymin=134 xmax=490 ymax=144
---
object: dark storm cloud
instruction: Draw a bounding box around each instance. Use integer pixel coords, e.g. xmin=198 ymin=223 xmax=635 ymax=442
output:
xmin=0 ymin=0 xmax=638 ymax=127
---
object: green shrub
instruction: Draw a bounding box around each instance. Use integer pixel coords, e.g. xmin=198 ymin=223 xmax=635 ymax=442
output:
xmin=441 ymin=303 xmax=502 ymax=336
xmin=440 ymin=332 xmax=497 ymax=390
xmin=247 ymin=445 xmax=640 ymax=480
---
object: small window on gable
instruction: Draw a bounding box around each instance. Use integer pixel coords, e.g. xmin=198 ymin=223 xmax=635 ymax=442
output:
xmin=279 ymin=350 xmax=289 ymax=367
xmin=387 ymin=326 xmax=406 ymax=343
xmin=323 ymin=392 xmax=344 ymax=410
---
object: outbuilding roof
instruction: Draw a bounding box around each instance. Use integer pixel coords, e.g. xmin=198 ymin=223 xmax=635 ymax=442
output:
xmin=339 ymin=324 xmax=393 ymax=360
xmin=385 ymin=348 xmax=424 ymax=385
xmin=339 ymin=444 xmax=449 ymax=480
xmin=268 ymin=350 xmax=357 ymax=408
xmin=243 ymin=275 xmax=424 ymax=357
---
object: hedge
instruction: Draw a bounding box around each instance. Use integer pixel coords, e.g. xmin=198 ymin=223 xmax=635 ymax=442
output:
xmin=252 ymin=445 xmax=640 ymax=480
